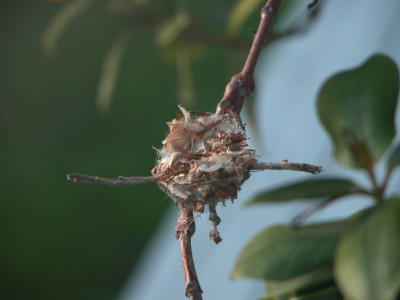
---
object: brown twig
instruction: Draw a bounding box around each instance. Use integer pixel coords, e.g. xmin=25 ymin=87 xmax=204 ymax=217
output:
xmin=176 ymin=209 xmax=203 ymax=300
xmin=67 ymin=173 xmax=156 ymax=186
xmin=216 ymin=0 xmax=283 ymax=115
xmin=172 ymin=3 xmax=283 ymax=295
xmin=251 ymin=161 xmax=322 ymax=174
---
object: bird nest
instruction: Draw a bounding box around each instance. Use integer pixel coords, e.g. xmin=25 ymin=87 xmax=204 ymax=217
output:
xmin=152 ymin=105 xmax=257 ymax=213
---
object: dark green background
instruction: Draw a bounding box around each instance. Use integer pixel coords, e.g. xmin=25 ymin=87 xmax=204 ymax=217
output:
xmin=0 ymin=1 xmax=241 ymax=299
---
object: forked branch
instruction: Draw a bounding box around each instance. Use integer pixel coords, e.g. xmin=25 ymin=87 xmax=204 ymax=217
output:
xmin=216 ymin=0 xmax=283 ymax=115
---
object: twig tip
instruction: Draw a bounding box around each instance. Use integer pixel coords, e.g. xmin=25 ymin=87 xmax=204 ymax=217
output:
xmin=311 ymin=166 xmax=323 ymax=174
xmin=66 ymin=174 xmax=77 ymax=182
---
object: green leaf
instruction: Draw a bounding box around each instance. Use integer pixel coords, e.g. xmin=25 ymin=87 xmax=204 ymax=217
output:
xmin=265 ymin=266 xmax=334 ymax=299
xmin=317 ymin=54 xmax=399 ymax=169
xmin=335 ymin=198 xmax=400 ymax=300
xmin=96 ymin=34 xmax=130 ymax=113
xmin=232 ymin=221 xmax=346 ymax=280
xmin=247 ymin=178 xmax=356 ymax=205
xmin=387 ymin=143 xmax=400 ymax=170
xmin=42 ymin=0 xmax=94 ymax=55
xmin=289 ymin=287 xmax=342 ymax=300
xmin=227 ymin=0 xmax=262 ymax=36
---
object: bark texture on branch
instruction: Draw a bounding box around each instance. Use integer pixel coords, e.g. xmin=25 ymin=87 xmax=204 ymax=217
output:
xmin=67 ymin=173 xmax=156 ymax=186
xmin=216 ymin=0 xmax=283 ymax=115
xmin=251 ymin=161 xmax=322 ymax=174
xmin=176 ymin=209 xmax=203 ymax=300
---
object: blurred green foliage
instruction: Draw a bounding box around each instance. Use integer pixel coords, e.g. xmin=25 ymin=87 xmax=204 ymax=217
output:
xmin=318 ymin=55 xmax=399 ymax=169
xmin=232 ymin=54 xmax=400 ymax=300
xmin=247 ymin=178 xmax=357 ymax=204
xmin=0 ymin=0 xmax=248 ymax=299
xmin=231 ymin=221 xmax=346 ymax=280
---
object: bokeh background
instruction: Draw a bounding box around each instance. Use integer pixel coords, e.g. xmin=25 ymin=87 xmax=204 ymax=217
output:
xmin=1 ymin=1 xmax=400 ymax=300
xmin=0 ymin=0 xmax=273 ymax=299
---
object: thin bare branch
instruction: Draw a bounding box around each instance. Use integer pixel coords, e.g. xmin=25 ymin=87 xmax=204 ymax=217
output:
xmin=67 ymin=173 xmax=156 ymax=186
xmin=241 ymin=0 xmax=282 ymax=77
xmin=216 ymin=0 xmax=283 ymax=115
xmin=176 ymin=209 xmax=203 ymax=300
xmin=251 ymin=161 xmax=322 ymax=174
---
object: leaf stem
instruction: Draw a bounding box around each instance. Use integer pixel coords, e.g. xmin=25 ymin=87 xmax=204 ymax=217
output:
xmin=381 ymin=167 xmax=394 ymax=193
xmin=292 ymin=188 xmax=371 ymax=226
xmin=292 ymin=194 xmax=345 ymax=226
xmin=366 ymin=167 xmax=384 ymax=204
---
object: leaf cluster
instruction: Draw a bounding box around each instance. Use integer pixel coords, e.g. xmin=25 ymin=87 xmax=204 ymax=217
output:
xmin=232 ymin=54 xmax=400 ymax=300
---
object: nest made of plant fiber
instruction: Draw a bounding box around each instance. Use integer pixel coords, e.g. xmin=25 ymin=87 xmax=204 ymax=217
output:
xmin=152 ymin=105 xmax=257 ymax=213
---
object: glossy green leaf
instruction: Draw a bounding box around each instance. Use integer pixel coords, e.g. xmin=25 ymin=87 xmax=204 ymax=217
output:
xmin=317 ymin=54 xmax=399 ymax=169
xmin=227 ymin=0 xmax=261 ymax=36
xmin=247 ymin=178 xmax=356 ymax=205
xmin=335 ymin=198 xmax=400 ymax=300
xmin=232 ymin=221 xmax=346 ymax=280
xmin=387 ymin=143 xmax=400 ymax=170
xmin=42 ymin=0 xmax=94 ymax=55
xmin=96 ymin=34 xmax=130 ymax=113
xmin=265 ymin=266 xmax=334 ymax=299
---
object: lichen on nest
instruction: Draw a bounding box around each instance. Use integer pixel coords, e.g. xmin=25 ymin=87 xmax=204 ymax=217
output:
xmin=152 ymin=105 xmax=257 ymax=214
